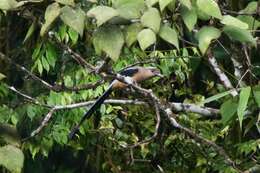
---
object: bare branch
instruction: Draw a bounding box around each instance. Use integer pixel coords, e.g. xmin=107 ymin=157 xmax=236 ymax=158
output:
xmin=207 ymin=50 xmax=238 ymax=96
xmin=170 ymin=102 xmax=219 ymax=117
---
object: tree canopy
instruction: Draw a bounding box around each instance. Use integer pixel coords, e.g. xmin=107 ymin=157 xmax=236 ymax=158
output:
xmin=0 ymin=0 xmax=260 ymax=172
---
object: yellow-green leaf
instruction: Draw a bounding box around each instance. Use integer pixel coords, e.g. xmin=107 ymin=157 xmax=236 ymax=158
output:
xmin=221 ymin=15 xmax=248 ymax=29
xmin=220 ymin=99 xmax=238 ymax=126
xmin=0 ymin=0 xmax=17 ymax=10
xmin=114 ymin=0 xmax=145 ymax=19
xmin=196 ymin=0 xmax=222 ymax=19
xmin=179 ymin=0 xmax=191 ymax=9
xmin=40 ymin=3 xmax=60 ymax=36
xmin=0 ymin=73 xmax=6 ymax=80
xmin=159 ymin=0 xmax=172 ymax=11
xmin=93 ymin=26 xmax=124 ymax=61
xmin=137 ymin=28 xmax=156 ymax=50
xmin=87 ymin=6 xmax=119 ymax=26
xmin=146 ymin=0 xmax=158 ymax=7
xmin=55 ymin=0 xmax=75 ymax=6
xmin=181 ymin=6 xmax=197 ymax=31
xmin=237 ymin=87 xmax=251 ymax=128
xmin=0 ymin=145 xmax=24 ymax=173
xmin=124 ymin=23 xmax=143 ymax=47
xmin=159 ymin=24 xmax=179 ymax=49
xmin=141 ymin=8 xmax=161 ymax=33
xmin=195 ymin=26 xmax=220 ymax=54
xmin=60 ymin=6 xmax=85 ymax=36
xmin=23 ymin=21 xmax=36 ymax=43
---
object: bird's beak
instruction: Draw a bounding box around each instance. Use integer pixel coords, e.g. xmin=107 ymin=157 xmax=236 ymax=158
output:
xmin=156 ymin=73 xmax=164 ymax=78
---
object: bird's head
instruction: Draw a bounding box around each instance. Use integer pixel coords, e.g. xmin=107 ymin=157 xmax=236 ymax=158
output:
xmin=145 ymin=67 xmax=163 ymax=78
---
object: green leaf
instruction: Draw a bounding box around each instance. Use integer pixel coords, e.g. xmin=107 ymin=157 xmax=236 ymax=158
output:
xmin=196 ymin=0 xmax=222 ymax=19
xmin=240 ymin=1 xmax=257 ymax=14
xmin=195 ymin=26 xmax=221 ymax=54
xmin=40 ymin=3 xmax=60 ymax=36
xmin=137 ymin=28 xmax=156 ymax=50
xmin=37 ymin=59 xmax=43 ymax=75
xmin=124 ymin=23 xmax=143 ymax=47
xmin=159 ymin=24 xmax=179 ymax=49
xmin=0 ymin=73 xmax=6 ymax=80
xmin=23 ymin=21 xmax=36 ymax=43
xmin=45 ymin=43 xmax=57 ymax=68
xmin=146 ymin=0 xmax=158 ymax=7
xmin=195 ymin=3 xmax=211 ymax=20
xmin=68 ymin=27 xmax=79 ymax=44
xmin=237 ymin=87 xmax=251 ymax=128
xmin=159 ymin=0 xmax=172 ymax=11
xmin=180 ymin=6 xmax=197 ymax=31
xmin=141 ymin=8 xmax=161 ymax=33
xmin=93 ymin=26 xmax=124 ymax=61
xmin=220 ymin=99 xmax=238 ymax=126
xmin=223 ymin=26 xmax=256 ymax=46
xmin=55 ymin=0 xmax=75 ymax=6
xmin=202 ymin=89 xmax=234 ymax=104
xmin=252 ymin=86 xmax=260 ymax=108
xmin=114 ymin=0 xmax=145 ymax=19
xmin=41 ymin=56 xmax=50 ymax=72
xmin=60 ymin=6 xmax=85 ymax=36
xmin=87 ymin=6 xmax=118 ymax=26
xmin=179 ymin=0 xmax=191 ymax=9
xmin=221 ymin=15 xmax=248 ymax=29
xmin=0 ymin=145 xmax=24 ymax=173
xmin=237 ymin=15 xmax=260 ymax=30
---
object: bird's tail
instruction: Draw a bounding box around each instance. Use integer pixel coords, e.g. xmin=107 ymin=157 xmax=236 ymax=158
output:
xmin=68 ymin=84 xmax=113 ymax=139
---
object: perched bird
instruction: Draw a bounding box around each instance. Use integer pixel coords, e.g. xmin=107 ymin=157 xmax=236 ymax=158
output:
xmin=68 ymin=66 xmax=162 ymax=139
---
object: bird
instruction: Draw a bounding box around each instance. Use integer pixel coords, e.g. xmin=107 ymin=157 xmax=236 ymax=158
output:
xmin=68 ymin=66 xmax=162 ymax=139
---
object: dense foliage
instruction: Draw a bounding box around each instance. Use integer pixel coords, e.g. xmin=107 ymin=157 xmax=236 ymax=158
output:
xmin=0 ymin=0 xmax=260 ymax=172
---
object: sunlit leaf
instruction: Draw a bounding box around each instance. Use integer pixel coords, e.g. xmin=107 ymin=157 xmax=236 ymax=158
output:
xmin=223 ymin=26 xmax=256 ymax=46
xmin=159 ymin=24 xmax=179 ymax=49
xmin=0 ymin=0 xmax=19 ymax=10
xmin=237 ymin=87 xmax=251 ymax=128
xmin=179 ymin=0 xmax=191 ymax=9
xmin=196 ymin=0 xmax=222 ymax=19
xmin=221 ymin=15 xmax=248 ymax=29
xmin=55 ymin=0 xmax=75 ymax=6
xmin=141 ymin=7 xmax=161 ymax=33
xmin=40 ymin=3 xmax=61 ymax=36
xmin=87 ymin=6 xmax=118 ymax=26
xmin=124 ymin=23 xmax=143 ymax=47
xmin=61 ymin=6 xmax=85 ymax=36
xmin=181 ymin=6 xmax=197 ymax=31
xmin=146 ymin=0 xmax=158 ymax=7
xmin=114 ymin=0 xmax=145 ymax=19
xmin=93 ymin=26 xmax=124 ymax=61
xmin=137 ymin=28 xmax=156 ymax=50
xmin=239 ymin=1 xmax=257 ymax=14
xmin=195 ymin=26 xmax=220 ymax=54
xmin=237 ymin=15 xmax=260 ymax=30
xmin=0 ymin=145 xmax=24 ymax=173
xmin=0 ymin=73 xmax=6 ymax=80
xmin=159 ymin=0 xmax=172 ymax=11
